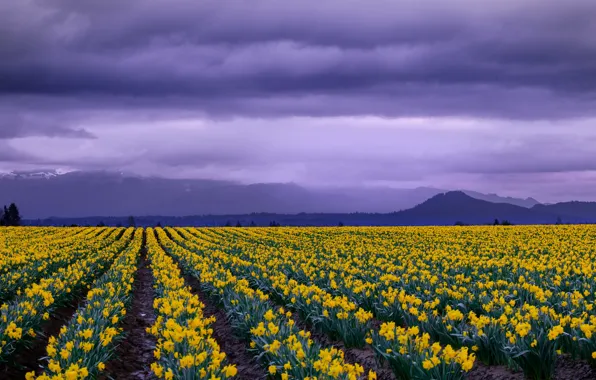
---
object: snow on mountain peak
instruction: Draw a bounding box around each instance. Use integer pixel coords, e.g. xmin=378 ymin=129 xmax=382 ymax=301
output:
xmin=0 ymin=169 xmax=73 ymax=179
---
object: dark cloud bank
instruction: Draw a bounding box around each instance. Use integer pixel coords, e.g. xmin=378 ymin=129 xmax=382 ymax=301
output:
xmin=1 ymin=0 xmax=596 ymax=202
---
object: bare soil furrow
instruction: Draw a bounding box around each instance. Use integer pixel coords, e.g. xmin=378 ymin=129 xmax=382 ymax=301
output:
xmin=102 ymin=232 xmax=156 ymax=380
xmin=182 ymin=273 xmax=268 ymax=380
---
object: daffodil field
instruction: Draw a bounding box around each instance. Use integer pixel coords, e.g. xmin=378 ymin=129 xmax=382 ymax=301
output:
xmin=1 ymin=225 xmax=596 ymax=379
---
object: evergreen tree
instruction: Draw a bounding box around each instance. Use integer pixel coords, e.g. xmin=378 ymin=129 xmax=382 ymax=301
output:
xmin=127 ymin=216 xmax=136 ymax=227
xmin=8 ymin=203 xmax=21 ymax=226
xmin=0 ymin=203 xmax=21 ymax=226
xmin=235 ymin=221 xmax=242 ymax=227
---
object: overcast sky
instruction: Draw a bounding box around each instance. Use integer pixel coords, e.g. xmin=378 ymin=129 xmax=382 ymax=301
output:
xmin=1 ymin=0 xmax=596 ymax=202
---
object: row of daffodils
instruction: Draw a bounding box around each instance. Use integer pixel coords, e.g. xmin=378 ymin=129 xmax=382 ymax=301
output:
xmin=163 ymin=225 xmax=596 ymax=380
xmin=156 ymin=227 xmax=371 ymax=380
xmin=0 ymin=228 xmax=133 ymax=362
xmin=2 ymin=225 xmax=596 ymax=380
xmin=163 ymin=227 xmax=475 ymax=380
xmin=0 ymin=228 xmax=121 ymax=302
xmin=28 ymin=228 xmax=143 ymax=379
xmin=145 ymin=228 xmax=237 ymax=380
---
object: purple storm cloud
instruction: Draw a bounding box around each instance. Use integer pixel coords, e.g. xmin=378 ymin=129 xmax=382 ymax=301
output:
xmin=1 ymin=0 xmax=596 ymax=202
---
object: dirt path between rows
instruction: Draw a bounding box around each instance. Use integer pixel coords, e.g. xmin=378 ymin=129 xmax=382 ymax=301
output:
xmin=466 ymin=353 xmax=596 ymax=380
xmin=183 ymin=274 xmax=268 ymax=380
xmin=102 ymin=231 xmax=156 ymax=380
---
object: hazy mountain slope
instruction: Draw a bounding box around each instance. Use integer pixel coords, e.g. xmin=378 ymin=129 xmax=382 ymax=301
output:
xmin=0 ymin=171 xmax=580 ymax=220
xmin=462 ymin=190 xmax=541 ymax=208
xmin=0 ymin=171 xmax=408 ymax=218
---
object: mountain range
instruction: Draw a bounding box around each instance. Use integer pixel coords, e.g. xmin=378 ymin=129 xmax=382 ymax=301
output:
xmin=391 ymin=191 xmax=595 ymax=225
xmin=0 ymin=170 xmax=594 ymax=226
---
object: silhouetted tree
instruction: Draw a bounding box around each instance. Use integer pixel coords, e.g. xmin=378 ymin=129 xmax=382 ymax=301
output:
xmin=235 ymin=221 xmax=242 ymax=227
xmin=1 ymin=203 xmax=21 ymax=226
xmin=127 ymin=216 xmax=136 ymax=227
xmin=9 ymin=204 xmax=21 ymax=226
xmin=338 ymin=221 xmax=344 ymax=227
xmin=269 ymin=221 xmax=281 ymax=227
xmin=493 ymin=218 xmax=500 ymax=225
xmin=454 ymin=221 xmax=466 ymax=226
xmin=97 ymin=221 xmax=106 ymax=227
xmin=224 ymin=220 xmax=232 ymax=227
xmin=250 ymin=221 xmax=257 ymax=227
xmin=501 ymin=220 xmax=512 ymax=226
xmin=556 ymin=216 xmax=563 ymax=225
xmin=156 ymin=222 xmax=162 ymax=228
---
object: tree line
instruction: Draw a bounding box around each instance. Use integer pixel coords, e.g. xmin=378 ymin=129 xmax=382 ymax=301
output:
xmin=0 ymin=203 xmax=22 ymax=226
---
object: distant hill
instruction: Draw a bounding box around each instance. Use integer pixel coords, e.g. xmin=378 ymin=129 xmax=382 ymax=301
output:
xmin=0 ymin=170 xmax=546 ymax=219
xmin=531 ymin=201 xmax=596 ymax=221
xmin=389 ymin=191 xmax=578 ymax=225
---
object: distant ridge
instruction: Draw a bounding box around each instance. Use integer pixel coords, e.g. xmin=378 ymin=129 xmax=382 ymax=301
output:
xmin=24 ymin=191 xmax=596 ymax=227
xmin=531 ymin=201 xmax=596 ymax=220
xmin=2 ymin=170 xmax=594 ymax=224
xmin=0 ymin=170 xmax=550 ymax=219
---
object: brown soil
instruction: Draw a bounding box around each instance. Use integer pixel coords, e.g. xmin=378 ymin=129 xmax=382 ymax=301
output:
xmin=0 ymin=301 xmax=80 ymax=378
xmin=342 ymin=345 xmax=395 ymax=380
xmin=183 ymin=274 xmax=268 ymax=380
xmin=467 ymin=355 xmax=596 ymax=380
xmin=553 ymin=355 xmax=595 ymax=380
xmin=468 ymin=362 xmax=525 ymax=380
xmin=101 ymin=237 xmax=156 ymax=380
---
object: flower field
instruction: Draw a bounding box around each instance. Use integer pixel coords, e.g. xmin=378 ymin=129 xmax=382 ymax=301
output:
xmin=1 ymin=225 xmax=596 ymax=379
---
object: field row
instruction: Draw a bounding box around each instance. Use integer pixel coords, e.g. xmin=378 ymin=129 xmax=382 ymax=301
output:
xmin=181 ymin=226 xmax=596 ymax=380
xmin=1 ymin=226 xmax=596 ymax=380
